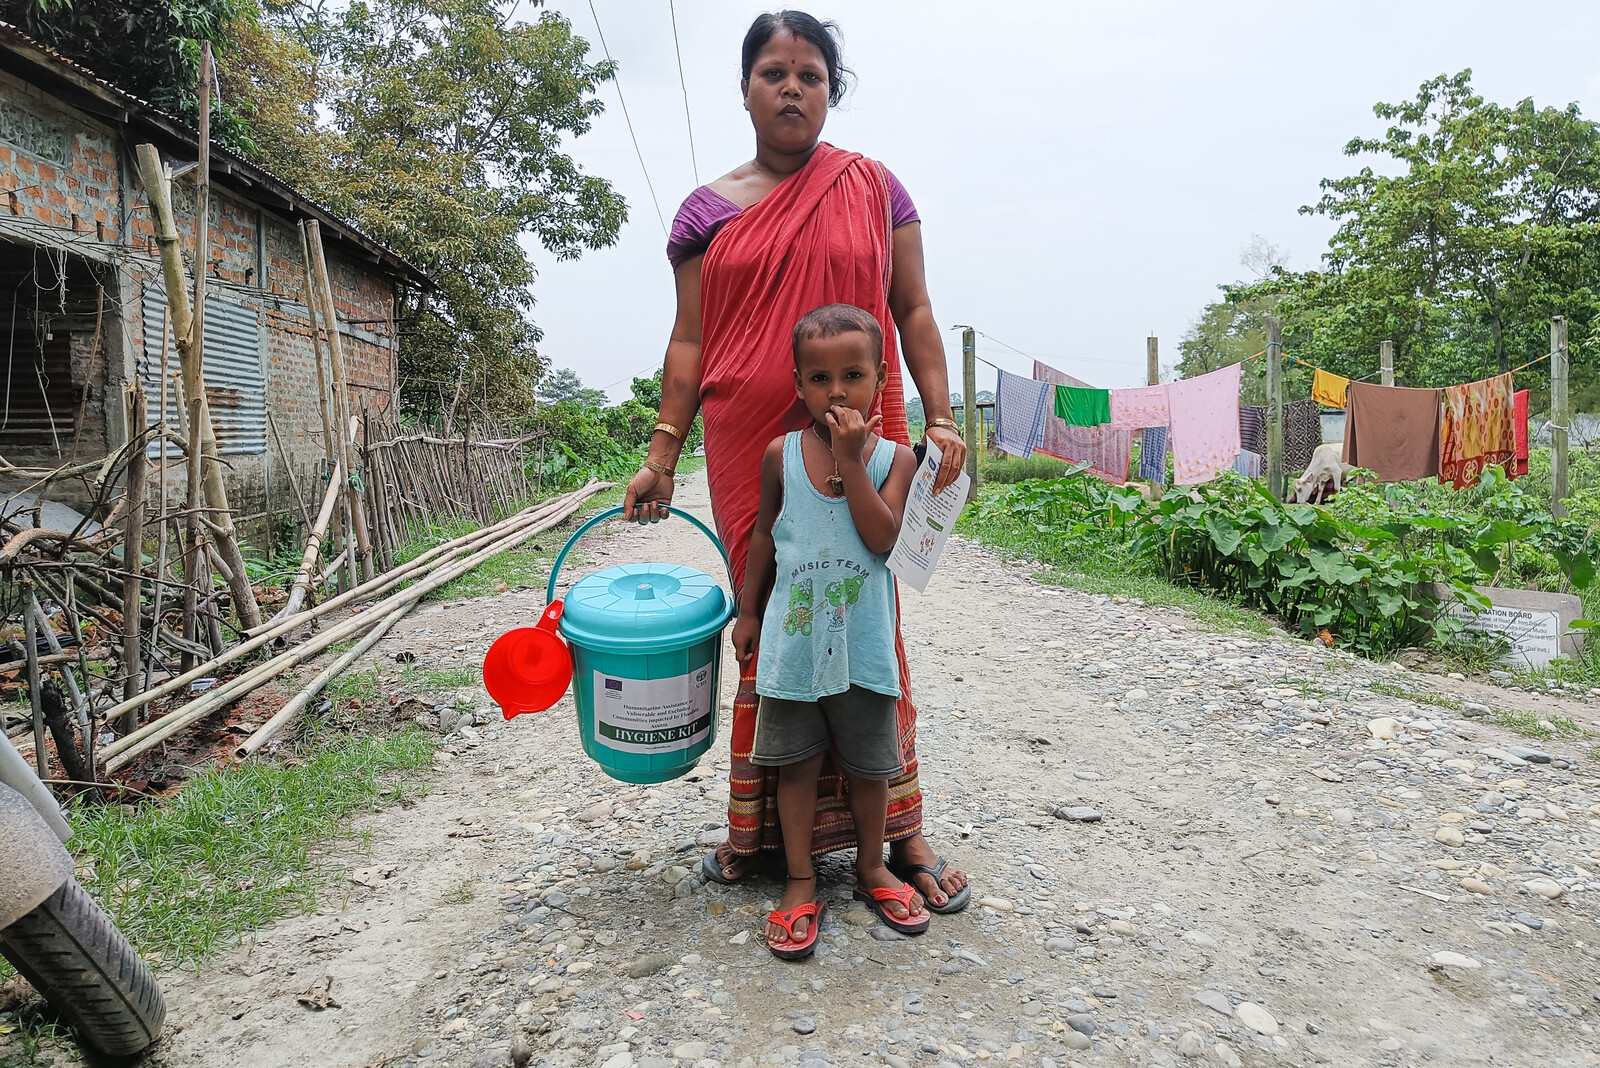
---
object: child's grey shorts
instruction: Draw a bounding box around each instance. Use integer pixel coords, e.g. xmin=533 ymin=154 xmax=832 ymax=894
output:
xmin=750 ymin=685 xmax=903 ymax=780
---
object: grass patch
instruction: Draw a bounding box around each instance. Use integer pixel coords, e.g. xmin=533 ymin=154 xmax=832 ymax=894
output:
xmin=980 ymin=453 xmax=1075 ymax=484
xmin=1485 ymin=709 xmax=1592 ymax=742
xmin=1369 ymin=680 xmax=1463 ymax=711
xmin=410 ymin=666 xmax=481 ymax=691
xmin=441 ymin=875 xmax=479 ymax=905
xmin=59 ymin=726 xmax=434 ymax=967
xmin=327 ymin=666 xmax=382 ymax=705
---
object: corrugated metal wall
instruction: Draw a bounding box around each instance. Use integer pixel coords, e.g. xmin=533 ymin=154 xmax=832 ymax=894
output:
xmin=139 ymin=285 xmax=266 ymax=456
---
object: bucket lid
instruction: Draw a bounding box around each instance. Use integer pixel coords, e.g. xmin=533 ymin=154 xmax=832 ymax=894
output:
xmin=560 ymin=563 xmax=732 ymax=653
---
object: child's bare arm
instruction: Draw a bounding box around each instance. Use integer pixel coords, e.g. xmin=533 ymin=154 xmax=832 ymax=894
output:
xmin=874 ymin=443 xmax=919 ymax=532
xmin=828 ymin=407 xmax=915 ymax=554
xmin=732 ymin=437 xmax=785 ymax=664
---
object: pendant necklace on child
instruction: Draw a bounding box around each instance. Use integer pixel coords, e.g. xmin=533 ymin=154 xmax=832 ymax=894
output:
xmin=811 ymin=426 xmax=846 ymax=496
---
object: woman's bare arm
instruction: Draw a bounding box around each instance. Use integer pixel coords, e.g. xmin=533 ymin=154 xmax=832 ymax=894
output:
xmin=888 ymin=222 xmax=966 ymax=493
xmin=625 ymin=257 xmax=704 ymax=522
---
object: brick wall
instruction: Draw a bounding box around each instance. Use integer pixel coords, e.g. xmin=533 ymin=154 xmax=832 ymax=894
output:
xmin=0 ymin=71 xmax=405 ymax=546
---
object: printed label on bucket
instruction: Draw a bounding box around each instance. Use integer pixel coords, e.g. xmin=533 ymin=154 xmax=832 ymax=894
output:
xmin=592 ymin=668 xmax=714 ymax=754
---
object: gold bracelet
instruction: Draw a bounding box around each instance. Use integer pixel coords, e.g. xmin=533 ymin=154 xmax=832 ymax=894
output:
xmin=643 ymin=458 xmax=676 ymax=478
xmin=927 ymin=417 xmax=960 ymax=433
xmin=653 ymin=422 xmax=683 ymax=440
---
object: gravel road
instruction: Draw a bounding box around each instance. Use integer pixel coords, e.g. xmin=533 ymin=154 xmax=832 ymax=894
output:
xmin=145 ymin=471 xmax=1600 ymax=1068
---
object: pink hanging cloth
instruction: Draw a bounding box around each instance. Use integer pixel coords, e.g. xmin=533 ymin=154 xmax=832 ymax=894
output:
xmin=1168 ymin=363 xmax=1243 ymax=485
xmin=1109 ymin=384 xmax=1171 ymax=430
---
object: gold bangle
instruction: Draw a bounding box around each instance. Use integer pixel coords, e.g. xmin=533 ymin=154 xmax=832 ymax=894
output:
xmin=927 ymin=417 xmax=960 ymax=433
xmin=653 ymin=422 xmax=683 ymax=440
xmin=643 ymin=458 xmax=676 ymax=478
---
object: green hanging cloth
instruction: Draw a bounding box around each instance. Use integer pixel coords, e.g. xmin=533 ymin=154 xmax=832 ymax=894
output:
xmin=1054 ymin=385 xmax=1111 ymax=427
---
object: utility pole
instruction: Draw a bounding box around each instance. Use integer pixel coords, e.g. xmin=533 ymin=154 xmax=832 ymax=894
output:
xmin=1552 ymin=317 xmax=1569 ymax=518
xmin=961 ymin=326 xmax=978 ymax=502
xmin=1146 ymin=336 xmax=1159 ymax=387
xmin=1266 ymin=317 xmax=1284 ymax=499
xmin=1380 ymin=340 xmax=1394 ymax=387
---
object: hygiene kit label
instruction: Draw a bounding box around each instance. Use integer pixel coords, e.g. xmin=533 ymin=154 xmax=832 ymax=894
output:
xmin=592 ymin=668 xmax=714 ymax=753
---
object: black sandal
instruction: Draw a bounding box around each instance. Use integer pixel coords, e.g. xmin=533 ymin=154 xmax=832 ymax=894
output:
xmin=887 ymin=855 xmax=971 ymax=914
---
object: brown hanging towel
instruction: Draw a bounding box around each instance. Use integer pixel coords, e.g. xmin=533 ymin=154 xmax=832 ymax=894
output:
xmin=1342 ymin=381 xmax=1441 ymax=483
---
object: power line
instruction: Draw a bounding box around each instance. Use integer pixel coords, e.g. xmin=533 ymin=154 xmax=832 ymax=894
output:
xmin=668 ymin=0 xmax=699 ymax=186
xmin=586 ymin=0 xmax=667 ymax=236
xmin=973 ymin=330 xmax=1138 ymax=369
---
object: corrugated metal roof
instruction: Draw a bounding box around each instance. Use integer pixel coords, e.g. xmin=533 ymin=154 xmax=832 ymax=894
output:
xmin=140 ymin=286 xmax=266 ymax=457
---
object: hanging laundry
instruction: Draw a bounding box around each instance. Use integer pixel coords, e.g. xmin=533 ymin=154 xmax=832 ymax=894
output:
xmin=1312 ymin=368 xmax=1350 ymax=408
xmin=1440 ymin=372 xmax=1516 ymax=489
xmin=1109 ymin=384 xmax=1170 ymax=430
xmin=1140 ymin=426 xmax=1168 ymax=484
xmin=1034 ymin=361 xmax=1133 ymax=484
xmin=995 ymin=369 xmax=1051 ymax=458
xmin=1283 ymin=398 xmax=1324 ymax=473
xmin=1168 ymin=362 xmax=1243 ymax=485
xmin=1511 ymin=389 xmax=1530 ymax=479
xmin=1054 ymin=385 xmax=1111 ymax=427
xmin=1238 ymin=405 xmax=1266 ymax=456
xmin=1232 ymin=451 xmax=1264 ymax=478
xmin=1342 ymin=381 xmax=1441 ymax=482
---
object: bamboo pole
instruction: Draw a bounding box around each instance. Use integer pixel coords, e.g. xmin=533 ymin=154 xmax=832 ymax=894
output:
xmin=120 ymin=382 xmax=147 ymax=718
xmin=266 ymin=411 xmax=313 ymax=533
xmin=236 ymin=611 xmax=402 ymax=758
xmin=102 ymin=482 xmax=608 ymax=770
xmin=146 ymin=312 xmax=172 ymax=694
xmin=304 ymin=222 xmax=374 ymax=582
xmin=261 ymin=460 xmax=342 ymax=627
xmin=1551 ymin=316 xmax=1569 ymax=519
xmin=23 ymin=591 xmax=45 ymax=777
xmin=132 ymin=142 xmax=262 ymax=631
xmin=92 ymin=482 xmax=606 ymax=731
xmin=296 ymin=221 xmax=336 ymax=464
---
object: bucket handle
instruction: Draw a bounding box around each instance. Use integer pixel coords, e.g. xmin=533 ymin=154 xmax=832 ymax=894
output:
xmin=545 ymin=505 xmax=735 ymax=605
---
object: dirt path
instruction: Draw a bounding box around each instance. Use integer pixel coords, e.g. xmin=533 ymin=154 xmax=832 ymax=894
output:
xmin=145 ymin=471 xmax=1599 ymax=1068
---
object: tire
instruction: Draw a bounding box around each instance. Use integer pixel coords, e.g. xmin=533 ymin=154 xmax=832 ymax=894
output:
xmin=0 ymin=878 xmax=165 ymax=1058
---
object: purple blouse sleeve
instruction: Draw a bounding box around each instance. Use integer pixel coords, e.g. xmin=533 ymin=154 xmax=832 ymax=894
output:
xmin=667 ymin=187 xmax=741 ymax=269
xmin=666 ymin=168 xmax=920 ymax=268
xmin=886 ymin=169 xmax=920 ymax=229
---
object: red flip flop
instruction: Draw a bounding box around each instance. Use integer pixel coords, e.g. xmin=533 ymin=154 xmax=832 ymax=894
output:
xmin=853 ymin=882 xmax=931 ymax=935
xmin=766 ymin=899 xmax=825 ymax=961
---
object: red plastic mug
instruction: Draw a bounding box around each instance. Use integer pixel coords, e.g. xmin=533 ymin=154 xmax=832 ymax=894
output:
xmin=482 ymin=601 xmax=573 ymax=718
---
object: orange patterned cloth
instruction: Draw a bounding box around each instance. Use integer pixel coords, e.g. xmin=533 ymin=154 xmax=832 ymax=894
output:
xmin=1440 ymin=372 xmax=1516 ymax=489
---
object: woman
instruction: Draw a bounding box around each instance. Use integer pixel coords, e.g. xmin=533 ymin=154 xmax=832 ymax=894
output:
xmin=623 ymin=10 xmax=969 ymax=915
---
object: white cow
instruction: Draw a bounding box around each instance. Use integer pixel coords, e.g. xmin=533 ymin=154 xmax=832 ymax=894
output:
xmin=1292 ymin=442 xmax=1356 ymax=504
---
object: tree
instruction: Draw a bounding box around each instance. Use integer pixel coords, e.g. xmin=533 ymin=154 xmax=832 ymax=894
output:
xmin=3 ymin=0 xmax=257 ymax=149
xmin=1295 ymin=71 xmax=1600 ymax=387
xmin=236 ymin=0 xmax=626 ymax=411
xmin=537 ymin=367 xmax=606 ymax=407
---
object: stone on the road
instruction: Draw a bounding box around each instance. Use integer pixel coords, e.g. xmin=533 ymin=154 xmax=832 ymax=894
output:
xmin=1234 ymin=1002 xmax=1278 ymax=1035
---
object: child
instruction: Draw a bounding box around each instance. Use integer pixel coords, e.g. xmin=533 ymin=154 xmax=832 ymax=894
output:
xmin=731 ymin=302 xmax=931 ymax=961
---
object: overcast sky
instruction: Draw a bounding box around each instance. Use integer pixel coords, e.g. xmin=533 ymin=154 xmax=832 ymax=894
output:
xmin=519 ymin=1 xmax=1600 ymax=403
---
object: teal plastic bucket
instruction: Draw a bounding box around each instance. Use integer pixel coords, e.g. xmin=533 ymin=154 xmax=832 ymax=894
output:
xmin=546 ymin=507 xmax=734 ymax=784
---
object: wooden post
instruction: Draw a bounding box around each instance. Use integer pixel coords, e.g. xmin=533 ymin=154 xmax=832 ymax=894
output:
xmin=120 ymin=382 xmax=147 ymax=716
xmin=133 ymin=141 xmax=262 ymax=630
xmin=961 ymin=326 xmax=978 ymax=502
xmin=1380 ymin=340 xmax=1394 ymax=387
xmin=305 ymin=221 xmax=375 ymax=582
xmin=193 ymin=41 xmax=211 ymax=413
xmin=1147 ymin=336 xmax=1159 ymax=387
xmin=1552 ymin=316 xmax=1569 ymax=519
xmin=1266 ymin=317 xmax=1284 ymax=499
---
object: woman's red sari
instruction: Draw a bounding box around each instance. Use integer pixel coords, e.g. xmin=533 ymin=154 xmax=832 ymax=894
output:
xmin=699 ymin=143 xmax=921 ymax=856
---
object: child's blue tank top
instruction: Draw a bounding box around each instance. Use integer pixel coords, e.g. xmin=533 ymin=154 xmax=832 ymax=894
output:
xmin=755 ymin=431 xmax=901 ymax=701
